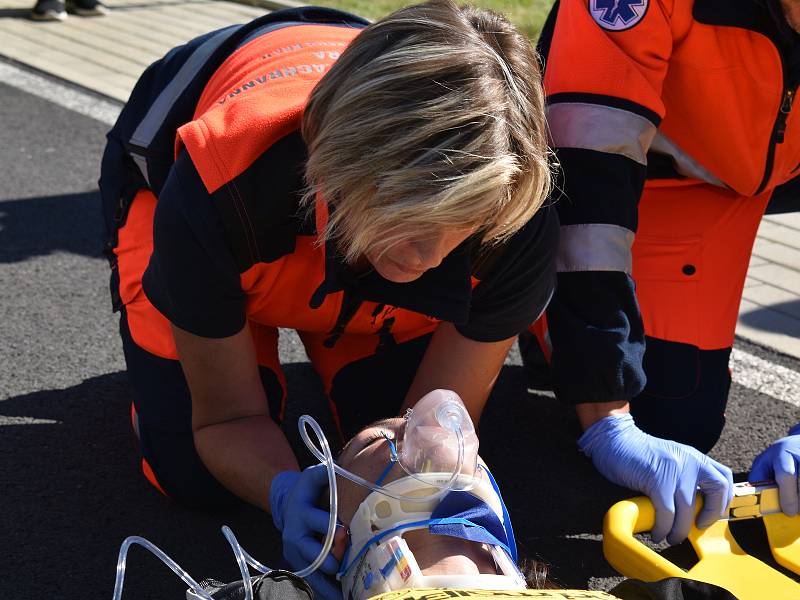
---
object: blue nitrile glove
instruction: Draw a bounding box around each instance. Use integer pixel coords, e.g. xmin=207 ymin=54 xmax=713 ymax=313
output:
xmin=270 ymin=465 xmax=343 ymax=600
xmin=579 ymin=413 xmax=734 ymax=545
xmin=749 ymin=423 xmax=800 ymax=516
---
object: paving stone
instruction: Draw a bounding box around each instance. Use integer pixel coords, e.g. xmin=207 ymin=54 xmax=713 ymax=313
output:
xmin=742 ymin=282 xmax=800 ymax=320
xmin=0 ymin=0 xmax=266 ymax=102
xmin=743 ymin=277 xmax=761 ymax=289
xmin=765 ymin=212 xmax=800 ymax=231
xmin=752 ymin=236 xmax=800 ymax=272
xmin=757 ymin=218 xmax=800 ymax=247
xmin=747 ymin=263 xmax=800 ymax=296
xmin=749 ymin=254 xmax=767 ymax=267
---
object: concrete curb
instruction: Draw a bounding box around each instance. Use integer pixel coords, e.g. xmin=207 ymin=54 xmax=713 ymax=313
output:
xmin=225 ymin=0 xmax=373 ymax=20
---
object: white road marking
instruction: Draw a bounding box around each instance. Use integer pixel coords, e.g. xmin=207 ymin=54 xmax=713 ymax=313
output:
xmin=0 ymin=415 xmax=60 ymax=426
xmin=731 ymin=347 xmax=800 ymax=407
xmin=0 ymin=61 xmax=121 ymax=126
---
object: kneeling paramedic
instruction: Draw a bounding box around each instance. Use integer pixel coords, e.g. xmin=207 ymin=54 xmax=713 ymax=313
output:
xmin=98 ymin=0 xmax=557 ymax=595
xmin=523 ymin=0 xmax=800 ymax=546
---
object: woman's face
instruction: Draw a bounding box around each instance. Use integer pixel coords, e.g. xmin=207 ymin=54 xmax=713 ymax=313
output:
xmin=781 ymin=0 xmax=800 ymax=32
xmin=364 ymin=227 xmax=476 ymax=283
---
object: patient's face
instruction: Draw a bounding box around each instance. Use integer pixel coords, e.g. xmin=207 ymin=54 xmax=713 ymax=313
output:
xmin=334 ymin=418 xmax=499 ymax=577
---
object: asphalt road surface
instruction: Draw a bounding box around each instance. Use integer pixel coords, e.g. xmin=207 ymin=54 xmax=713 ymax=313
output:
xmin=2 ymin=58 xmax=800 ymax=599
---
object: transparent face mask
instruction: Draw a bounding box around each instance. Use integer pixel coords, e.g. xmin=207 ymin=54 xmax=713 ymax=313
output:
xmin=394 ymin=389 xmax=479 ymax=490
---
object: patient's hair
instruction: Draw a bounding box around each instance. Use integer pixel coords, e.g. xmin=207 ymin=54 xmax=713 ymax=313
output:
xmin=302 ymin=0 xmax=551 ymax=263
xmin=520 ymin=557 xmax=558 ymax=590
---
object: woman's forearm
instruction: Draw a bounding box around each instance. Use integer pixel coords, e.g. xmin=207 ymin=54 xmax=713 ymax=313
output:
xmin=194 ymin=414 xmax=299 ymax=512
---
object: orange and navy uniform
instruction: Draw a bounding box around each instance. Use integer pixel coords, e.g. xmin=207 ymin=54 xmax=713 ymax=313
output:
xmin=532 ymin=0 xmax=800 ymax=450
xmin=100 ymin=8 xmax=558 ymax=505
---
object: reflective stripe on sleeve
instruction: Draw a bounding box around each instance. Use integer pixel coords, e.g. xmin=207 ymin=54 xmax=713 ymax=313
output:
xmin=129 ymin=24 xmax=243 ymax=153
xmin=556 ymin=223 xmax=634 ymax=274
xmin=547 ymin=103 xmax=657 ymax=165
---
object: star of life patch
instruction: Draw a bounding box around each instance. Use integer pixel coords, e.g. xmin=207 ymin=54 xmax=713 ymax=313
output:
xmin=588 ymin=0 xmax=649 ymax=31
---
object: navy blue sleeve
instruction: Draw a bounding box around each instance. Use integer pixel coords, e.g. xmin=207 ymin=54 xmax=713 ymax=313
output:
xmin=548 ymin=271 xmax=646 ymax=404
xmin=142 ymin=151 xmax=246 ymax=338
xmin=456 ymin=205 xmax=558 ymax=343
xmin=546 ymin=146 xmax=647 ymax=405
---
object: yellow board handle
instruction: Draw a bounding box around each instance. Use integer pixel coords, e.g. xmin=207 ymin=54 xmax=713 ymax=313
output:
xmin=603 ymin=496 xmax=800 ymax=600
xmin=602 ymin=496 xmax=685 ymax=581
xmin=765 ymin=511 xmax=800 ymax=575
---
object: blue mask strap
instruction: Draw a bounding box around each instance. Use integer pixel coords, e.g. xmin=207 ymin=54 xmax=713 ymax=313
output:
xmin=374 ymin=435 xmax=398 ymax=486
xmin=479 ymin=464 xmax=518 ymax=563
xmin=336 ymin=516 xmax=512 ymax=579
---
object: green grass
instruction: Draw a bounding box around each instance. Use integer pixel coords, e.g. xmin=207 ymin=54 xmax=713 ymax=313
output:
xmin=310 ymin=0 xmax=555 ymax=40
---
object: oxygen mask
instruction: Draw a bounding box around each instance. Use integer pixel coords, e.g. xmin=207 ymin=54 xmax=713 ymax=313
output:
xmin=394 ymin=388 xmax=479 ymax=490
xmin=300 ymin=388 xmax=480 ymax=502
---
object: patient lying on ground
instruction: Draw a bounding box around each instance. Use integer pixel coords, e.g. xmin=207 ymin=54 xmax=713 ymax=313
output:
xmin=330 ymin=395 xmax=544 ymax=599
xmin=336 ymin=417 xmax=510 ymax=570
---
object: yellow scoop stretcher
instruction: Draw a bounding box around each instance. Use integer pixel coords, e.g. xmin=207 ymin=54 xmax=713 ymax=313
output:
xmin=603 ymin=481 xmax=800 ymax=599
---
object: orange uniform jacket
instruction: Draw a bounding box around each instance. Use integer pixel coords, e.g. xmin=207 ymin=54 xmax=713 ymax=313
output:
xmin=538 ymin=0 xmax=800 ymax=404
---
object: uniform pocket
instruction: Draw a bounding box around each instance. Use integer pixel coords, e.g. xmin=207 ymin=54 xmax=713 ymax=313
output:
xmin=631 ymin=234 xmax=702 ymax=347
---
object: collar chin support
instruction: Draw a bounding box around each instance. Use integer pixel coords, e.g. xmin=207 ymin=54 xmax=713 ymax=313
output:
xmin=340 ymin=471 xmax=526 ymax=600
xmin=603 ymin=482 xmax=800 ymax=599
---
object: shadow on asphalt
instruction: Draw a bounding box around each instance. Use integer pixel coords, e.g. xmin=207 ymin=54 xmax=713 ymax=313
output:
xmin=0 ymin=360 xmax=628 ymax=597
xmin=0 ymin=191 xmax=105 ymax=263
xmin=739 ymin=299 xmax=800 ymax=334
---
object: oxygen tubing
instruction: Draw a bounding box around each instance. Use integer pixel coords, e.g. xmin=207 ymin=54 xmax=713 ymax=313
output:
xmin=110 ymin=410 xmax=466 ymax=598
xmin=111 ymin=415 xmax=338 ymax=600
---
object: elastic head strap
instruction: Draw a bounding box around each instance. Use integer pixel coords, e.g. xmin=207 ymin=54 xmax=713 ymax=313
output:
xmin=374 ymin=435 xmax=398 ymax=486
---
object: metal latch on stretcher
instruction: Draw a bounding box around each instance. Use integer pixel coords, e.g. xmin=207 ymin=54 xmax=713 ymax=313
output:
xmin=726 ymin=480 xmax=782 ymax=521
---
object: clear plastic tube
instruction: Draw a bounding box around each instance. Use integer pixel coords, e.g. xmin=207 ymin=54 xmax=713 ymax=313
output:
xmin=110 ymin=409 xmax=465 ymax=599
xmin=111 ymin=536 xmax=215 ymax=600
xmin=222 ymin=525 xmax=270 ymax=573
xmin=222 ymin=526 xmax=255 ymax=600
xmin=294 ymin=415 xmax=338 ymax=578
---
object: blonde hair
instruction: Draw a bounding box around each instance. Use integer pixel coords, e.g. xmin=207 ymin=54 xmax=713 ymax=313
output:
xmin=302 ymin=0 xmax=551 ymax=263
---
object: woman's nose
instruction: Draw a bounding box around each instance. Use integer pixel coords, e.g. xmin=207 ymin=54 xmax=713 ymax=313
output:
xmin=413 ymin=239 xmax=446 ymax=269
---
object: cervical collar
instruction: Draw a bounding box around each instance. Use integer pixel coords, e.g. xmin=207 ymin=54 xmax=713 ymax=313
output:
xmin=340 ymin=468 xmax=526 ymax=600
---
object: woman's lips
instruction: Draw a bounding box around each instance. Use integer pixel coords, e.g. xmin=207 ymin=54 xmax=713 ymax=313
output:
xmin=387 ymin=256 xmax=424 ymax=276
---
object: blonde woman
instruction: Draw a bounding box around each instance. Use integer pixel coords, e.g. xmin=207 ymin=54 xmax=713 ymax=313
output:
xmin=99 ymin=2 xmax=556 ymax=597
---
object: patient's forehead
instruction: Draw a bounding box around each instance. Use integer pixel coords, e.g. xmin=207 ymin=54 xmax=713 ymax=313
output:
xmin=336 ymin=417 xmax=406 ymax=525
xmin=338 ymin=417 xmax=404 ymax=467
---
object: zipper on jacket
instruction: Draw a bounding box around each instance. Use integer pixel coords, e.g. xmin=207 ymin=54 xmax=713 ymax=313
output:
xmin=756 ymin=86 xmax=796 ymax=194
